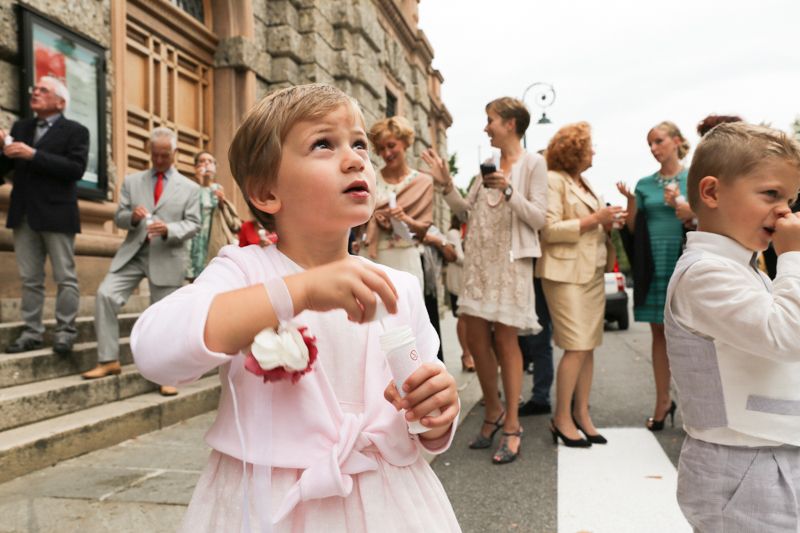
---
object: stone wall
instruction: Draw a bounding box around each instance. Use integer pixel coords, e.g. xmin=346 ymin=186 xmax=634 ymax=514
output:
xmin=231 ymin=0 xmax=450 ymax=229
xmin=0 ymin=0 xmax=452 ymax=299
xmin=0 ymin=0 xmax=449 ymax=225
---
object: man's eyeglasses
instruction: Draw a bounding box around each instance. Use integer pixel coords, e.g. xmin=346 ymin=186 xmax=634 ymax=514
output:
xmin=28 ymin=86 xmax=53 ymax=95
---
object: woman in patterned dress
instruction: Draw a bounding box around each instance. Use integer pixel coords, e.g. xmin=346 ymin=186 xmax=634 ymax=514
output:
xmin=616 ymin=121 xmax=690 ymax=431
xmin=358 ymin=116 xmax=433 ymax=291
xmin=422 ymin=97 xmax=548 ymax=464
xmin=185 ymin=151 xmax=225 ymax=281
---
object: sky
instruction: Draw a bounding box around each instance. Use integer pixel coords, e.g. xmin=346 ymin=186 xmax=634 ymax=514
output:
xmin=417 ymin=0 xmax=800 ymax=204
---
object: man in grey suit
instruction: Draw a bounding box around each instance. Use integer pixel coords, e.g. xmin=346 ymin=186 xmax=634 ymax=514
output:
xmin=82 ymin=127 xmax=200 ymax=396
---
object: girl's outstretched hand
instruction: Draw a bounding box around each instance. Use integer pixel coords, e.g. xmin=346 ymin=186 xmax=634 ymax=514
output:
xmin=288 ymin=257 xmax=398 ymax=324
xmin=419 ymin=148 xmax=451 ymax=187
xmin=384 ymin=362 xmax=459 ymax=440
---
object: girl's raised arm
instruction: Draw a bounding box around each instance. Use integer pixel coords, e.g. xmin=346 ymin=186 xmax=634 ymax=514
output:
xmin=204 ymin=257 xmax=399 ymax=354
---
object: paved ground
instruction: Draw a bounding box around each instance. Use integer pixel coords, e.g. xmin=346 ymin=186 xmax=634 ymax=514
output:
xmin=432 ymin=315 xmax=687 ymax=533
xmin=0 ymin=305 xmax=688 ymax=532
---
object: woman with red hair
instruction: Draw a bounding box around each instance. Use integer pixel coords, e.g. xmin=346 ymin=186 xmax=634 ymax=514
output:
xmin=538 ymin=122 xmax=624 ymax=447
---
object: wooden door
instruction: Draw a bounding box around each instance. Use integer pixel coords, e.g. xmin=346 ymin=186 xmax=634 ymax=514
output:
xmin=123 ymin=1 xmax=215 ymax=180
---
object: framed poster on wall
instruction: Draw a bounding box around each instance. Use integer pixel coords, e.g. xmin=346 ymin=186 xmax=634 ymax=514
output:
xmin=19 ymin=6 xmax=108 ymax=200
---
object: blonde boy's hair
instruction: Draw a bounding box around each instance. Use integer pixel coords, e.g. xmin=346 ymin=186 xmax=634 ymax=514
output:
xmin=687 ymin=122 xmax=800 ymax=212
xmin=486 ymin=97 xmax=530 ymax=137
xmin=369 ymin=116 xmax=415 ymax=153
xmin=228 ymin=84 xmax=364 ymax=230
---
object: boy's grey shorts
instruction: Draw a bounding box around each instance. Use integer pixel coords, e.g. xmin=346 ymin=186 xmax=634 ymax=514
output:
xmin=677 ymin=435 xmax=800 ymax=532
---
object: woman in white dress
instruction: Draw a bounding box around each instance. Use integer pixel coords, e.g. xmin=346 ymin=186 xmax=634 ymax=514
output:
xmin=422 ymin=97 xmax=548 ymax=464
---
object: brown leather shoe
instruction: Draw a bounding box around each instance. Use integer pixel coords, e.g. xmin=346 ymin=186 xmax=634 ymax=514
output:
xmin=81 ymin=361 xmax=121 ymax=379
xmin=160 ymin=386 xmax=178 ymax=396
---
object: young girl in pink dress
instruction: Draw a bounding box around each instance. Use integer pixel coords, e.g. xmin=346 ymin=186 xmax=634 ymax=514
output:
xmin=131 ymin=84 xmax=461 ymax=533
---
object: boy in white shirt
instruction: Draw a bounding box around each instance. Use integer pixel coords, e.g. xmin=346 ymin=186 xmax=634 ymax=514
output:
xmin=666 ymin=122 xmax=800 ymax=532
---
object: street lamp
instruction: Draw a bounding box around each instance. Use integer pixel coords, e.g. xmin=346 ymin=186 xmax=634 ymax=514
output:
xmin=521 ymin=82 xmax=556 ymax=148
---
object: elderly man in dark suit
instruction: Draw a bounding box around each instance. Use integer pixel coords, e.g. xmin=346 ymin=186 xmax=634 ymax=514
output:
xmin=82 ymin=127 xmax=200 ymax=396
xmin=0 ymin=76 xmax=89 ymax=354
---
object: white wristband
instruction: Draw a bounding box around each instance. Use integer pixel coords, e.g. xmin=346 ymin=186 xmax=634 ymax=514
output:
xmin=264 ymin=278 xmax=294 ymax=323
xmin=675 ymin=195 xmax=686 ymax=205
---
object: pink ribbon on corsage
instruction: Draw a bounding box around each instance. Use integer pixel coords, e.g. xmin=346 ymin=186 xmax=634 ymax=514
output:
xmin=245 ymin=323 xmax=318 ymax=384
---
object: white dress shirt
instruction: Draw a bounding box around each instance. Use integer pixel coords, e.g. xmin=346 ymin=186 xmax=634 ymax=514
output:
xmin=671 ymin=231 xmax=800 ymax=446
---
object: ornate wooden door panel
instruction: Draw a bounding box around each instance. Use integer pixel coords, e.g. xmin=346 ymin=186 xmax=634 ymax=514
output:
xmin=123 ymin=0 xmax=216 ymax=180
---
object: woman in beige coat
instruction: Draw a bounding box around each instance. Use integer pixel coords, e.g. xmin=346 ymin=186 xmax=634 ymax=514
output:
xmin=537 ymin=122 xmax=625 ymax=447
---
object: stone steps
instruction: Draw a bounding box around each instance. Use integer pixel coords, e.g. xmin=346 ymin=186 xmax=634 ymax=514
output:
xmin=0 ymin=375 xmax=221 ymax=483
xmin=0 ymin=291 xmax=222 ymax=484
xmin=0 ymin=293 xmax=151 ymax=324
xmin=0 ymin=363 xmax=161 ymax=432
xmin=0 ymin=335 xmax=134 ymax=389
xmin=0 ymin=313 xmax=139 ymax=354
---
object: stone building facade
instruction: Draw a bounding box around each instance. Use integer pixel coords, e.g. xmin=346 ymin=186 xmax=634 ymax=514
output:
xmin=0 ymin=0 xmax=452 ymax=302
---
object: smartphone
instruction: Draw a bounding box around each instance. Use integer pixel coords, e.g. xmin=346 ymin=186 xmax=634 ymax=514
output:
xmin=480 ymin=163 xmax=496 ymax=187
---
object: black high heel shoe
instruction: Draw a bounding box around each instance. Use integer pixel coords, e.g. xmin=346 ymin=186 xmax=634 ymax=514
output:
xmin=647 ymin=400 xmax=677 ymax=432
xmin=549 ymin=419 xmax=591 ymax=448
xmin=572 ymin=416 xmax=607 ymax=445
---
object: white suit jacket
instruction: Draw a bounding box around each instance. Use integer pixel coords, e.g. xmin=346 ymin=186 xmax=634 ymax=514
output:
xmin=111 ymin=167 xmax=201 ymax=286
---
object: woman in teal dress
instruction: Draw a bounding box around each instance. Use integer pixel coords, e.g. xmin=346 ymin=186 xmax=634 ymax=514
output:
xmin=617 ymin=121 xmax=690 ymax=432
xmin=185 ymin=151 xmax=225 ymax=281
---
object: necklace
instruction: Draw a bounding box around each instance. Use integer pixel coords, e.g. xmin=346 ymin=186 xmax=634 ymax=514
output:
xmin=655 ymin=167 xmax=684 ymax=188
xmin=486 ymin=188 xmax=504 ymax=207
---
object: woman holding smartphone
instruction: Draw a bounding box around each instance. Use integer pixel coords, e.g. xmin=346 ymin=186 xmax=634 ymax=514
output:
xmin=184 ymin=151 xmax=225 ymax=281
xmin=422 ymin=97 xmax=548 ymax=464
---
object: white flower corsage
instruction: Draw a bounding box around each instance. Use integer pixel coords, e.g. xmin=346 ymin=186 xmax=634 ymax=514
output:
xmin=244 ymin=323 xmax=317 ymax=384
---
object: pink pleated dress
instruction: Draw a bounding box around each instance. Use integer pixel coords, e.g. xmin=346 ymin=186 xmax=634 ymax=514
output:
xmin=177 ymin=255 xmax=461 ymax=533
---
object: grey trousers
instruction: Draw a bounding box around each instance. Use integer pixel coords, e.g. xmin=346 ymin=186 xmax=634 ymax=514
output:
xmin=678 ymin=435 xmax=800 ymax=532
xmin=95 ymin=243 xmax=180 ymax=363
xmin=13 ymin=216 xmax=79 ymax=342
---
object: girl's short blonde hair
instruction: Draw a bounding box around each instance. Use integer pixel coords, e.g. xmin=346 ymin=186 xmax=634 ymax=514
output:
xmin=369 ymin=116 xmax=415 ymax=153
xmin=228 ymin=84 xmax=364 ymax=230
xmin=546 ymin=122 xmax=592 ymax=176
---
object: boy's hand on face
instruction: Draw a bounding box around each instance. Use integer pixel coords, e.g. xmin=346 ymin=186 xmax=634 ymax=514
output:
xmin=772 ymin=212 xmax=800 ymax=255
xmin=291 ymin=257 xmax=398 ymax=323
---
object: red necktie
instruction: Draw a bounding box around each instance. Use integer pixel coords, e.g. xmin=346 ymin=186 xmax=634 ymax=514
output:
xmin=154 ymin=172 xmax=164 ymax=205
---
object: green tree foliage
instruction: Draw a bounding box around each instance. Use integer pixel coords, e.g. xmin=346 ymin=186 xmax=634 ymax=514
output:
xmin=445 ymin=152 xmax=471 ymax=198
xmin=793 ymin=115 xmax=800 ymax=138
xmin=609 ymin=229 xmax=631 ymax=278
xmin=457 ymin=175 xmax=476 ymax=198
xmin=448 ymin=153 xmax=459 ymax=178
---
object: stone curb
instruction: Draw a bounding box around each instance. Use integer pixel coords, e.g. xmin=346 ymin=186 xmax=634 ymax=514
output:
xmin=0 ymin=376 xmax=221 ymax=484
